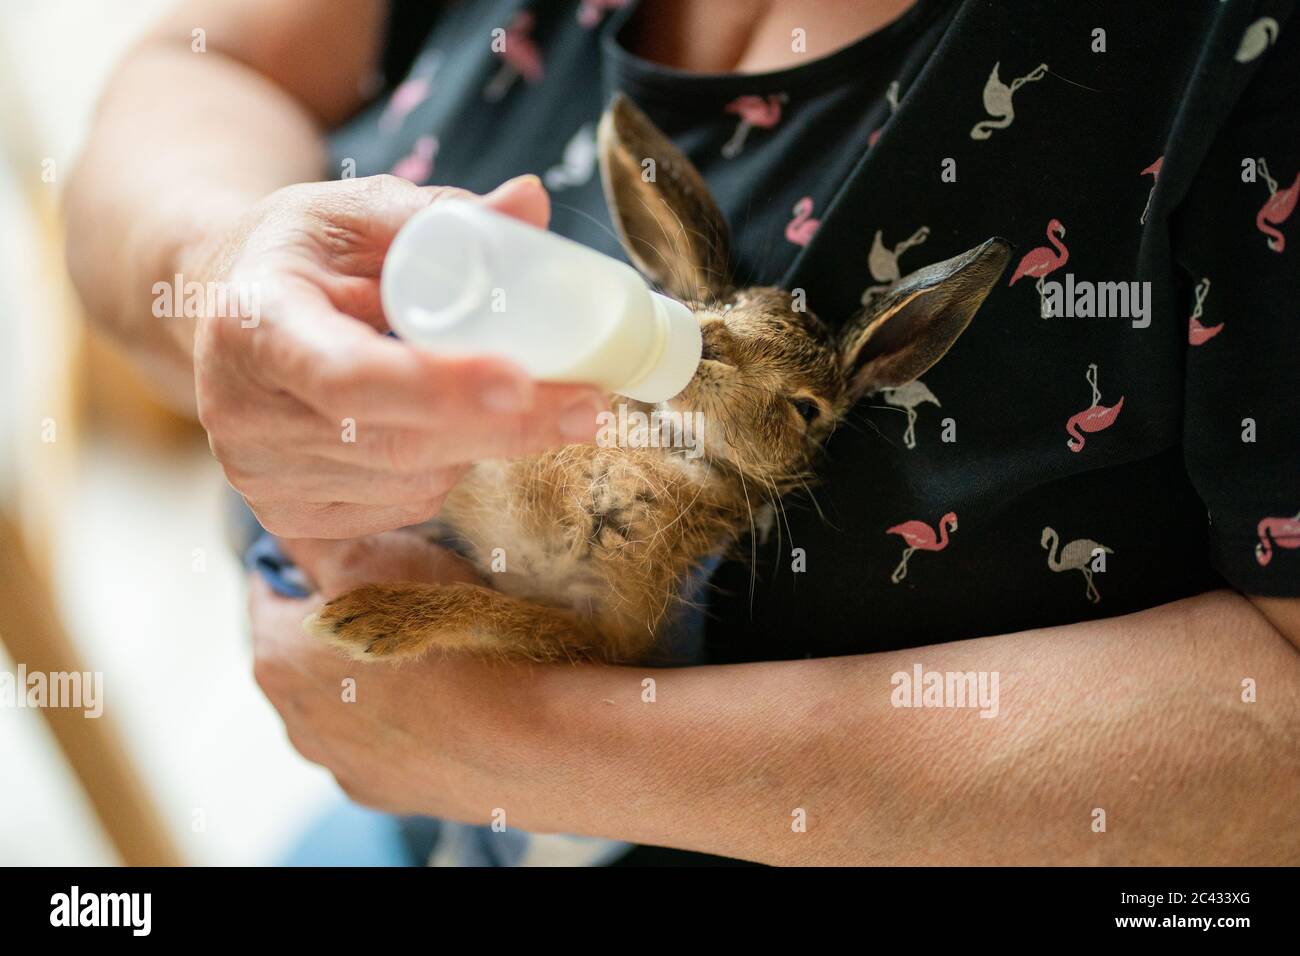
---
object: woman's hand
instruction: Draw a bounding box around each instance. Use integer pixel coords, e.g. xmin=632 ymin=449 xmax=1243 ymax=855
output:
xmin=250 ymin=532 xmax=569 ymax=820
xmin=189 ymin=174 xmax=607 ymax=538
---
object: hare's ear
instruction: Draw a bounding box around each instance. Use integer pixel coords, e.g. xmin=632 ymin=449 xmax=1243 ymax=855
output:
xmin=840 ymin=238 xmax=1011 ymax=402
xmin=597 ymin=94 xmax=732 ymax=303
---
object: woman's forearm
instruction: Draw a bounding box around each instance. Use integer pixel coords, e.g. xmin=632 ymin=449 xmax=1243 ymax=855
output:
xmin=64 ymin=0 xmax=383 ymax=410
xmin=537 ymin=590 xmax=1300 ymax=864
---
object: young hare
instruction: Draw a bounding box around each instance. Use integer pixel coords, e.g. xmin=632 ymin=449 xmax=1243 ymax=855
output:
xmin=306 ymin=95 xmax=1010 ymax=663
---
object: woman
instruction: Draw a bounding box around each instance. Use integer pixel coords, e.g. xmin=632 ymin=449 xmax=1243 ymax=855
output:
xmin=66 ymin=0 xmax=1299 ymax=865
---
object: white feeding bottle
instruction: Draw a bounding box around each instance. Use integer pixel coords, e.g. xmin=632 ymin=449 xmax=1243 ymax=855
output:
xmin=381 ymin=200 xmax=702 ymax=403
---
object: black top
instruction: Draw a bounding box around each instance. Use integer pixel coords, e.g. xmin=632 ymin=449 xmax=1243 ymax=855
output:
xmin=331 ymin=0 xmax=1300 ymax=665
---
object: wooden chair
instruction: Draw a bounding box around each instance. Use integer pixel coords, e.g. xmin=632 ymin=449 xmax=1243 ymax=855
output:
xmin=0 ymin=41 xmax=183 ymax=868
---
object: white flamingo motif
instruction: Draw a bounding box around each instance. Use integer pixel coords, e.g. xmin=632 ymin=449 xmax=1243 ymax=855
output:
xmin=1187 ymin=277 xmax=1222 ymax=345
xmin=970 ymin=62 xmax=1049 ymax=140
xmin=1235 ymin=17 xmax=1279 ymax=62
xmin=868 ymin=80 xmax=901 ymax=147
xmin=860 ymin=226 xmax=930 ymax=304
xmin=882 ymin=380 xmax=941 ymax=450
xmin=1042 ymin=526 xmax=1113 ymax=604
xmin=544 ymin=123 xmax=597 ymax=191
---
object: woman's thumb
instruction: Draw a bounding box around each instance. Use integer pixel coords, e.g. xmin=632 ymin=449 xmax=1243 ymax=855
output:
xmin=478 ymin=174 xmax=551 ymax=229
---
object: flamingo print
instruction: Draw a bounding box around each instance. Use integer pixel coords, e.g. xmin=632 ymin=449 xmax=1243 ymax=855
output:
xmin=860 ymin=226 xmax=930 ymax=304
xmin=1187 ymin=277 xmax=1222 ymax=345
xmin=1255 ymin=157 xmax=1299 ymax=253
xmin=868 ymin=80 xmax=901 ymax=147
xmin=1041 ymin=527 xmax=1113 ymax=604
xmin=544 ymin=123 xmax=597 ymax=191
xmin=1139 ymin=155 xmax=1163 ymax=225
xmin=1235 ymin=17 xmax=1280 ymax=62
xmin=785 ymin=197 xmax=820 ymax=246
xmin=1065 ymin=363 xmax=1124 ymax=453
xmin=484 ymin=12 xmax=544 ymax=102
xmin=887 ymin=512 xmax=956 ymax=584
xmin=378 ymin=50 xmax=443 ymax=133
xmin=577 ymin=0 xmax=628 ymax=28
xmin=882 ymin=380 xmax=940 ymax=449
xmin=970 ymin=62 xmax=1048 ymax=140
xmin=390 ymin=135 xmax=439 ymax=184
xmin=721 ymin=93 xmax=787 ymax=158
xmin=1256 ymin=512 xmax=1300 ymax=566
xmin=1009 ymin=218 xmax=1069 ymax=317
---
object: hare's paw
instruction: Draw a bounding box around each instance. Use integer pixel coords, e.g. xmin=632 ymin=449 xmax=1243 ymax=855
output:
xmin=303 ymin=585 xmax=435 ymax=661
xmin=306 ymin=581 xmax=607 ymax=662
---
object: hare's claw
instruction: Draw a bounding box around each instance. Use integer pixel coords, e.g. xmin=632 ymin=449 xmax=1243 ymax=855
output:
xmin=304 ymin=586 xmax=434 ymax=661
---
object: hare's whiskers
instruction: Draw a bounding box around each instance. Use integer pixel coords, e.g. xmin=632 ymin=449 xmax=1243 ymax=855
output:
xmin=732 ymin=469 xmax=761 ymax=612
xmin=551 ymin=201 xmax=625 ymax=249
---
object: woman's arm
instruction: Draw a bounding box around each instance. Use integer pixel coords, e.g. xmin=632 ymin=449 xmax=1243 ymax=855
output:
xmin=253 ymin=539 xmax=1300 ymax=865
xmin=64 ymin=0 xmax=386 ymax=410
xmin=547 ymin=591 xmax=1299 ymax=865
xmin=64 ymin=1 xmax=607 ymax=539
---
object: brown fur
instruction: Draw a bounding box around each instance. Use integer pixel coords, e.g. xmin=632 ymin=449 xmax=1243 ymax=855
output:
xmin=306 ymin=95 xmax=1010 ymax=663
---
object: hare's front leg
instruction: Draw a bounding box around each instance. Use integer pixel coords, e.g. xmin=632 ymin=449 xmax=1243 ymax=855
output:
xmin=303 ymin=582 xmax=603 ymax=662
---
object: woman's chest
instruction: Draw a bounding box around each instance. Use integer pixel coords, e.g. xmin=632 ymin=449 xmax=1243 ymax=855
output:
xmin=624 ymin=0 xmax=921 ymax=73
xmin=332 ymin=0 xmax=1228 ymax=656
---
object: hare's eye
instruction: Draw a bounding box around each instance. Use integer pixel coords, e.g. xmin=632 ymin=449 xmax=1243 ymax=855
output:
xmin=790 ymin=397 xmax=820 ymax=424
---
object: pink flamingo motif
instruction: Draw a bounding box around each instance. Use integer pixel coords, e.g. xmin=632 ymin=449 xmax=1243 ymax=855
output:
xmin=1009 ymin=218 xmax=1069 ymax=317
xmin=484 ymin=12 xmax=544 ymax=102
xmin=1186 ymin=277 xmax=1222 ymax=345
xmin=1255 ymin=157 xmax=1299 ymax=253
xmin=390 ymin=135 xmax=438 ymax=184
xmin=1256 ymin=512 xmax=1300 ymax=566
xmin=887 ymin=512 xmax=957 ymax=584
xmin=1065 ymin=363 xmax=1124 ymax=453
xmin=577 ymin=0 xmax=627 ymax=28
xmin=378 ymin=50 xmax=443 ymax=133
xmin=1139 ymin=155 xmax=1163 ymax=225
xmin=785 ymin=197 xmax=820 ymax=246
xmin=868 ymin=80 xmax=901 ymax=147
xmin=721 ymin=93 xmax=787 ymax=158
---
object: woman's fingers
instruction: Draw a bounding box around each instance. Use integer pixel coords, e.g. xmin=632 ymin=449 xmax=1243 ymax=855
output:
xmin=477 ymin=174 xmax=551 ymax=229
xmin=223 ymin=451 xmax=463 ymax=507
xmin=278 ymin=531 xmax=482 ymax=597
xmin=246 ymin=499 xmax=445 ymax=540
xmin=261 ymin=291 xmax=608 ymax=448
xmin=313 ymin=174 xmax=548 ymax=276
xmin=349 ymin=176 xmax=466 ymax=243
xmin=317 ymin=176 xmax=552 ymax=328
xmin=262 ymin=285 xmax=521 ymax=420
